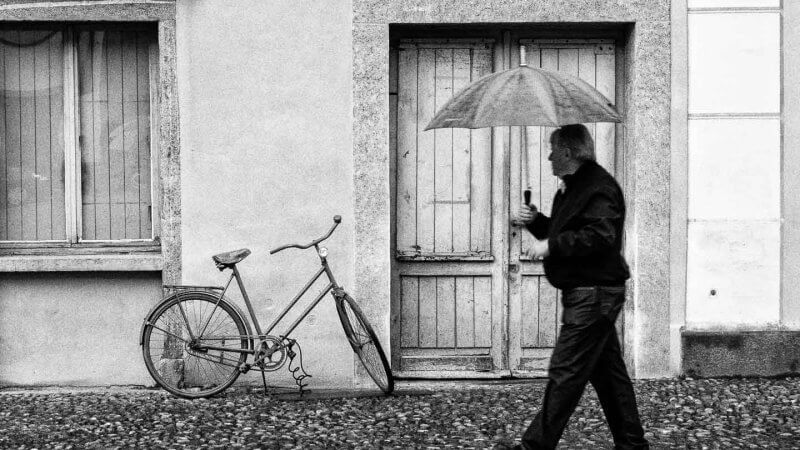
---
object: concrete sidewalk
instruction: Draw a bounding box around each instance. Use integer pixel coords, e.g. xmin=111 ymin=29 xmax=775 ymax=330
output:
xmin=1 ymin=378 xmax=798 ymax=449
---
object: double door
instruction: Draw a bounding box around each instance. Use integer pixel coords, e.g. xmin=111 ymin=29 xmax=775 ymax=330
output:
xmin=390 ymin=36 xmax=619 ymax=377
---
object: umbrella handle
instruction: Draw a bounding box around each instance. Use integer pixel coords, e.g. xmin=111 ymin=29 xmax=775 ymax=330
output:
xmin=524 ymin=189 xmax=532 ymax=207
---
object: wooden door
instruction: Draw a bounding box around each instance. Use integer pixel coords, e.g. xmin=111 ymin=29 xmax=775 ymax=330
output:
xmin=390 ymin=39 xmax=508 ymax=376
xmin=508 ymin=39 xmax=619 ymax=375
xmin=390 ymin=37 xmax=620 ymax=377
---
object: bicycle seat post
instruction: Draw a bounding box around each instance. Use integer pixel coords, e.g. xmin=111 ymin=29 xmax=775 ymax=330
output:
xmin=231 ymin=263 xmax=264 ymax=337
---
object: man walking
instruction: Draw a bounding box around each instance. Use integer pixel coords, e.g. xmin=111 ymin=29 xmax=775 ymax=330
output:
xmin=507 ymin=124 xmax=649 ymax=450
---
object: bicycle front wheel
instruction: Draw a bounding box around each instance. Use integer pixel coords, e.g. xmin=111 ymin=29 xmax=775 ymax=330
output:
xmin=335 ymin=293 xmax=394 ymax=394
xmin=142 ymin=291 xmax=249 ymax=399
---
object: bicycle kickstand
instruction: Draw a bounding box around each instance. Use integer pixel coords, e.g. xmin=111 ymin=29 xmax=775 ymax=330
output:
xmin=261 ymin=369 xmax=269 ymax=397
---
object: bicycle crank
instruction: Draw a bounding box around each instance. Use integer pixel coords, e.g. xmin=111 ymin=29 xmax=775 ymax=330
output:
xmin=252 ymin=335 xmax=287 ymax=371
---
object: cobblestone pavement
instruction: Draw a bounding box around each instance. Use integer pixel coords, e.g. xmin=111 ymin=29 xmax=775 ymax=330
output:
xmin=1 ymin=378 xmax=798 ymax=449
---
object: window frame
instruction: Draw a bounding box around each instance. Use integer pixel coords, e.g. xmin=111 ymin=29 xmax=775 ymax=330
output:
xmin=0 ymin=22 xmax=161 ymax=255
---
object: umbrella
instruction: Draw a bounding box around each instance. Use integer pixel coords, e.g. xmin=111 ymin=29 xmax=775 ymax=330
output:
xmin=424 ymin=65 xmax=621 ymax=130
xmin=424 ymin=46 xmax=622 ymax=204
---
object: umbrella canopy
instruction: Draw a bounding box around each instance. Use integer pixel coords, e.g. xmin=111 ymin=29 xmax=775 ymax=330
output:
xmin=424 ymin=64 xmax=621 ymax=130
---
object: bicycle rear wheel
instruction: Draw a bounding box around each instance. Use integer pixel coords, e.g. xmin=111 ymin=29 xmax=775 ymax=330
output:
xmin=142 ymin=291 xmax=249 ymax=399
xmin=335 ymin=293 xmax=394 ymax=394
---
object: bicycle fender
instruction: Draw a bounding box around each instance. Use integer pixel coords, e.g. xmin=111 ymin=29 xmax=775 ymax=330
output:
xmin=139 ymin=290 xmax=254 ymax=349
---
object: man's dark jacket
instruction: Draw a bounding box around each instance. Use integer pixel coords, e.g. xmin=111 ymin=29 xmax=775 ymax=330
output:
xmin=526 ymin=160 xmax=630 ymax=289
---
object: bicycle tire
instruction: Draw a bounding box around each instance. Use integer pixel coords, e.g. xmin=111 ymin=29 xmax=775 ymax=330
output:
xmin=335 ymin=293 xmax=394 ymax=394
xmin=142 ymin=291 xmax=249 ymax=399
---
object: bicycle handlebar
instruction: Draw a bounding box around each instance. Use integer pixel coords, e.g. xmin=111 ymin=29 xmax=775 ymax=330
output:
xmin=269 ymin=215 xmax=342 ymax=254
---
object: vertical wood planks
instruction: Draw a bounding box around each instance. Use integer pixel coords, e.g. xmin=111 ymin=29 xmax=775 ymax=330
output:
xmin=396 ymin=42 xmax=494 ymax=256
xmin=0 ymin=29 xmax=66 ymax=241
xmin=34 ymin=31 xmax=53 ymax=240
xmin=559 ymin=48 xmax=579 ymax=79
xmin=400 ymin=276 xmax=419 ymax=347
xmin=394 ymin=40 xmax=500 ymax=371
xmin=418 ymin=276 xmax=437 ymax=347
xmin=455 ymin=276 xmax=475 ymax=347
xmin=416 ymin=49 xmax=436 ymax=253
xmin=577 ymin=47 xmax=599 ymax=166
xmin=136 ymin=31 xmax=152 ymax=238
xmin=474 ymin=276 xmax=492 ymax=347
xmin=470 ymin=47 xmax=493 ymax=254
xmin=78 ymin=31 xmax=96 ymax=239
xmin=596 ymin=50 xmax=616 ymax=174
xmin=396 ymin=47 xmax=418 ymax=255
xmin=122 ymin=31 xmax=141 ymax=239
xmin=521 ymin=275 xmax=540 ymax=347
xmin=521 ymin=48 xmax=542 ymax=255
xmin=538 ymin=277 xmax=559 ymax=346
xmin=91 ymin=30 xmax=111 ymax=240
xmin=0 ymin=27 xmax=153 ymax=243
xmin=5 ymin=31 xmax=23 ymax=240
xmin=400 ymin=275 xmax=495 ymax=350
xmin=20 ymin=32 xmax=36 ymax=240
xmin=436 ymin=277 xmax=456 ymax=347
xmin=0 ymin=33 xmax=6 ymax=240
xmin=107 ymin=31 xmax=126 ymax=240
xmin=539 ymin=49 xmax=559 ymax=218
xmin=433 ymin=49 xmax=453 ymax=253
xmin=50 ymin=32 xmax=65 ymax=240
xmin=79 ymin=29 xmax=154 ymax=240
xmin=510 ymin=123 xmax=522 ymax=251
xmin=451 ymin=48 xmax=471 ymax=253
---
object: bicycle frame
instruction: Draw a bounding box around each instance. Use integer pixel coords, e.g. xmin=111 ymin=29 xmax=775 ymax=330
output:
xmin=192 ymin=245 xmax=343 ymax=357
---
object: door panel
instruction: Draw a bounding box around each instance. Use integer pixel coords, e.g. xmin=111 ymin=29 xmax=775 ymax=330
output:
xmin=392 ymin=39 xmax=502 ymax=375
xmin=396 ymin=42 xmax=494 ymax=259
xmin=509 ymin=39 xmax=619 ymax=375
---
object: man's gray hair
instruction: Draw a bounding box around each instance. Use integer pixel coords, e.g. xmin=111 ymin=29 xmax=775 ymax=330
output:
xmin=550 ymin=124 xmax=596 ymax=162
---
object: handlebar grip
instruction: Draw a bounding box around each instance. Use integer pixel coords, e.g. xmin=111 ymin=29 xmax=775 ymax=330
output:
xmin=524 ymin=189 xmax=532 ymax=207
xmin=334 ymin=215 xmax=341 ymax=224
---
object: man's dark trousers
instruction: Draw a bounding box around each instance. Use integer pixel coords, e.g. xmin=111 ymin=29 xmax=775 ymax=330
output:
xmin=521 ymin=286 xmax=649 ymax=450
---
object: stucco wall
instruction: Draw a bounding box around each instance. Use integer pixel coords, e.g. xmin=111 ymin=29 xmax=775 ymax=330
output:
xmin=0 ymin=273 xmax=162 ymax=385
xmin=175 ymin=0 xmax=357 ymax=388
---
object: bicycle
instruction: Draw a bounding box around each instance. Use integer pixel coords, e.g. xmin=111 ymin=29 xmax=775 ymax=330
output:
xmin=139 ymin=215 xmax=394 ymax=399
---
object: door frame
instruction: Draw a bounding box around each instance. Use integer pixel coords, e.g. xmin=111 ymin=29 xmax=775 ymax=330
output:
xmin=388 ymin=26 xmax=631 ymax=379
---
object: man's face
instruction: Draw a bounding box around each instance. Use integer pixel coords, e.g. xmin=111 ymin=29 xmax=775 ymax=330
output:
xmin=548 ymin=137 xmax=573 ymax=178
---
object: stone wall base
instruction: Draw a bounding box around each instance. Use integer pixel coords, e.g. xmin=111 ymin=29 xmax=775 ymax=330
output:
xmin=682 ymin=330 xmax=800 ymax=377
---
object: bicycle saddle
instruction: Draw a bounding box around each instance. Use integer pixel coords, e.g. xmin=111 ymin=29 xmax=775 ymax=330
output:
xmin=212 ymin=248 xmax=251 ymax=266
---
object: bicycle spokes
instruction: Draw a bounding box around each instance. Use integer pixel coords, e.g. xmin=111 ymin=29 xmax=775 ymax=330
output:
xmin=142 ymin=293 xmax=248 ymax=398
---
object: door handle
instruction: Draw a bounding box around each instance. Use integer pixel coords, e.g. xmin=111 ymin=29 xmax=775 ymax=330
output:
xmin=508 ymin=263 xmax=519 ymax=273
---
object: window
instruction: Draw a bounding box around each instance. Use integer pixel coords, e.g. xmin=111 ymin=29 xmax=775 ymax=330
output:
xmin=0 ymin=24 xmax=158 ymax=249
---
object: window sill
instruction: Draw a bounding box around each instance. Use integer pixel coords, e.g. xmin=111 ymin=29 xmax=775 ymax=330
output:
xmin=0 ymin=253 xmax=164 ymax=272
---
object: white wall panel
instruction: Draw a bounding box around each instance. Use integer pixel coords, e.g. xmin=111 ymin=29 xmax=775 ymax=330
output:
xmin=688 ymin=118 xmax=780 ymax=220
xmin=688 ymin=12 xmax=780 ymax=113
xmin=688 ymin=0 xmax=779 ymax=8
xmin=686 ymin=221 xmax=780 ymax=326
